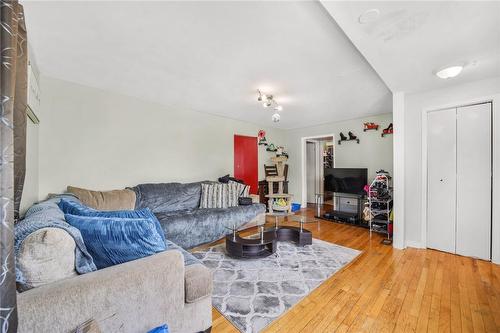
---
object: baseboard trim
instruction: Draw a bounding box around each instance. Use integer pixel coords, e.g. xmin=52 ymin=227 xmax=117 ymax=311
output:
xmin=405 ymin=240 xmax=425 ymax=249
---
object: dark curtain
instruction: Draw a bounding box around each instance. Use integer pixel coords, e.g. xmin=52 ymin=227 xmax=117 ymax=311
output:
xmin=12 ymin=0 xmax=26 ymax=221
xmin=1 ymin=1 xmax=27 ymax=332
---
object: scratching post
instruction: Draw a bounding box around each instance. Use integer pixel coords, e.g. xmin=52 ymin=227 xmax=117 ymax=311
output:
xmin=265 ymin=156 xmax=292 ymax=214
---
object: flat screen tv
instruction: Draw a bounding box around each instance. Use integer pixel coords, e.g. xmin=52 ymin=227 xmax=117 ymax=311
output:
xmin=324 ymin=168 xmax=368 ymax=195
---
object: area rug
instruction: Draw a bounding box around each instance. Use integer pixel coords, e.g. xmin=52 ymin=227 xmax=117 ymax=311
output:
xmin=191 ymin=239 xmax=361 ymax=333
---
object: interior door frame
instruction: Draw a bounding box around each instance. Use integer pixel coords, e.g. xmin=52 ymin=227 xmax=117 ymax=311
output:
xmin=301 ymin=133 xmax=335 ymax=208
xmin=305 ymin=141 xmax=318 ymax=204
xmin=421 ymin=94 xmax=500 ymax=263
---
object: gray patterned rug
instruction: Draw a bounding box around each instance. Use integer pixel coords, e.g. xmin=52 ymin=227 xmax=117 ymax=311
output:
xmin=192 ymin=238 xmax=361 ymax=333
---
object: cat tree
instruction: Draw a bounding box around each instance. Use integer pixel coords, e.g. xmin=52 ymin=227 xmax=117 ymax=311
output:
xmin=265 ymin=156 xmax=292 ymax=214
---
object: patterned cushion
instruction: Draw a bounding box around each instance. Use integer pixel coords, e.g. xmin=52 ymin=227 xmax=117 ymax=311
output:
xmin=200 ymin=182 xmax=251 ymax=209
xmin=229 ymin=181 xmax=250 ymax=199
xmin=227 ymin=182 xmax=240 ymax=207
xmin=200 ymin=183 xmax=226 ymax=208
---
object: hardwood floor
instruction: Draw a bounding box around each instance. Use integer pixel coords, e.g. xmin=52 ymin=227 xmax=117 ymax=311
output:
xmin=208 ymin=207 xmax=500 ymax=333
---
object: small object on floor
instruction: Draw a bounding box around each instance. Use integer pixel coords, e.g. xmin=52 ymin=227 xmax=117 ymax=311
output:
xmin=381 ymin=238 xmax=392 ymax=245
xmin=348 ymin=131 xmax=357 ymax=140
xmin=291 ymin=203 xmax=301 ymax=212
xmin=339 ymin=132 xmax=347 ymax=141
xmin=147 ymin=324 xmax=169 ymax=333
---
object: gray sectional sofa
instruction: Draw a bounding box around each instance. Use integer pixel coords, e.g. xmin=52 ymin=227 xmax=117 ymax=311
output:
xmin=131 ymin=182 xmax=266 ymax=249
xmin=16 ymin=181 xmax=266 ymax=333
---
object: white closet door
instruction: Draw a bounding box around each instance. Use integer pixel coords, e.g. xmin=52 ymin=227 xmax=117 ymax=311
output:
xmin=427 ymin=108 xmax=457 ymax=253
xmin=456 ymin=103 xmax=492 ymax=260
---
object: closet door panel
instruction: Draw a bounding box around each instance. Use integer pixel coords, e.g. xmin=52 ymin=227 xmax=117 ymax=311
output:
xmin=456 ymin=103 xmax=492 ymax=260
xmin=427 ymin=108 xmax=457 ymax=254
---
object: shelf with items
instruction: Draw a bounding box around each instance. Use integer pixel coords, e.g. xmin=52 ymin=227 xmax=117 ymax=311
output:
xmin=337 ymin=138 xmax=360 ymax=145
xmin=368 ymin=171 xmax=393 ymax=244
xmin=323 ymin=143 xmax=334 ymax=169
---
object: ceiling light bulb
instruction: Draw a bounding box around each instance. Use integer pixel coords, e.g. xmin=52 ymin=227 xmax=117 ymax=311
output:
xmin=435 ymin=65 xmax=463 ymax=79
xmin=272 ymin=113 xmax=280 ymax=122
xmin=274 ymin=105 xmax=283 ymax=111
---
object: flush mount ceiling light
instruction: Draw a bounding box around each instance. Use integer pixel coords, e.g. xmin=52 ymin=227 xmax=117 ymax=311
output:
xmin=257 ymin=89 xmax=283 ymax=122
xmin=435 ymin=65 xmax=463 ymax=79
xmin=358 ymin=9 xmax=380 ymax=24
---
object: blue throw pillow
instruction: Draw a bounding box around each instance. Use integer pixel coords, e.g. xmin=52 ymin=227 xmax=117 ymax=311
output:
xmin=58 ymin=198 xmax=166 ymax=244
xmin=65 ymin=214 xmax=166 ymax=269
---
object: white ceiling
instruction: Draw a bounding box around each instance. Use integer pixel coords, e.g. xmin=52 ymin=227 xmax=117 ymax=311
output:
xmin=320 ymin=1 xmax=500 ymax=93
xmin=22 ymin=1 xmax=392 ymax=129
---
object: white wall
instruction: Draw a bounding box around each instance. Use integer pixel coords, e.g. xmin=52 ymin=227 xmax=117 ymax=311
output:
xmin=285 ymin=113 xmax=393 ymax=205
xmin=20 ymin=120 xmax=39 ymax=214
xmin=37 ymin=76 xmax=286 ymax=197
xmin=403 ymin=76 xmax=500 ymax=250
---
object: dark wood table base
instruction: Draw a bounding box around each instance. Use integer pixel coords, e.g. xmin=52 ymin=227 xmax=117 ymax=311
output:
xmin=225 ymin=226 xmax=312 ymax=259
xmin=275 ymin=226 xmax=312 ymax=247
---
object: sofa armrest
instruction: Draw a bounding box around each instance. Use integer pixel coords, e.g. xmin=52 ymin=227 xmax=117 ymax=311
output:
xmin=18 ymin=250 xmax=186 ymax=333
xmin=184 ymin=263 xmax=212 ymax=303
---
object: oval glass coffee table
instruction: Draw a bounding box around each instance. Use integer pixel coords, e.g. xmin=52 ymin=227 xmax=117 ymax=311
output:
xmin=225 ymin=213 xmax=314 ymax=258
xmin=267 ymin=212 xmax=313 ymax=247
xmin=225 ymin=225 xmax=277 ymax=259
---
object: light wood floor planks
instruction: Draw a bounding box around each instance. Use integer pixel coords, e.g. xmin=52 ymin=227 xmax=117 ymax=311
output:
xmin=208 ymin=207 xmax=500 ymax=333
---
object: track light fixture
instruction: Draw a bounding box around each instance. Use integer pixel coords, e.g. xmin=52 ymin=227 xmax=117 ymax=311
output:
xmin=257 ymin=89 xmax=283 ymax=122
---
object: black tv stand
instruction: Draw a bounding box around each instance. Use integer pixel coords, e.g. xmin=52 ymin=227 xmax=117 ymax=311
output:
xmin=323 ymin=210 xmax=359 ymax=224
xmin=319 ymin=192 xmax=367 ymax=227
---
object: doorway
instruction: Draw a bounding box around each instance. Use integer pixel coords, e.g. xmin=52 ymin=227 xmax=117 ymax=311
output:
xmin=302 ymin=135 xmax=334 ymax=211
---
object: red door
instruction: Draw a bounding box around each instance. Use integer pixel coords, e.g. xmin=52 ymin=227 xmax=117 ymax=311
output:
xmin=234 ymin=135 xmax=258 ymax=194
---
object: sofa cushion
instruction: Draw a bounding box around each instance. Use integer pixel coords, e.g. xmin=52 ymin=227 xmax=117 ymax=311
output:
xmin=65 ymin=214 xmax=166 ymax=269
xmin=16 ymin=227 xmax=78 ymax=291
xmin=131 ymin=182 xmax=203 ymax=213
xmin=229 ymin=180 xmax=250 ymax=198
xmin=156 ymin=203 xmax=266 ymax=249
xmin=58 ymin=198 xmax=166 ymax=244
xmin=184 ymin=264 xmax=213 ymax=303
xmin=67 ymin=186 xmax=136 ymax=211
xmin=15 ymin=196 xmax=97 ymax=291
xmin=199 ymin=183 xmax=229 ymax=209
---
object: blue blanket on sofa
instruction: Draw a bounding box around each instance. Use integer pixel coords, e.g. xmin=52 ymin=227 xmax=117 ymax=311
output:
xmin=15 ymin=196 xmax=97 ymax=284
